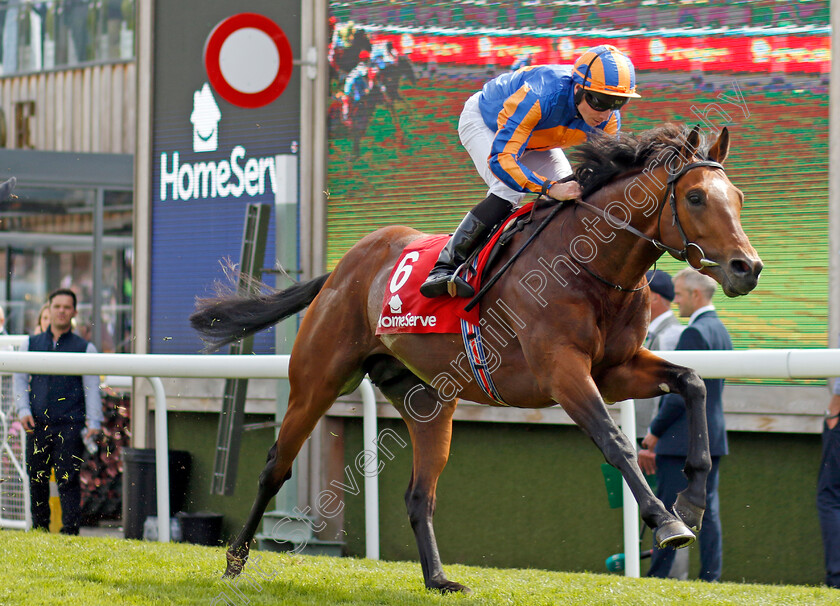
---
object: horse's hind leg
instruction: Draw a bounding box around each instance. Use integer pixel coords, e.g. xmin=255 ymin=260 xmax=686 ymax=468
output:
xmin=367 ymin=357 xmax=469 ymax=594
xmin=225 ymin=358 xmax=365 ymax=577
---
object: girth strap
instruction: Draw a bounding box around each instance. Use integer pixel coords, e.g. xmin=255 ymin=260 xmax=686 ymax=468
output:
xmin=460 ymin=317 xmax=509 ymax=406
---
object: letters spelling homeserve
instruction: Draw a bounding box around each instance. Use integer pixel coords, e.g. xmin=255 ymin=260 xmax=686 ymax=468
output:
xmin=377 ymin=313 xmax=437 ymax=329
xmin=160 ymin=146 xmax=278 ymax=201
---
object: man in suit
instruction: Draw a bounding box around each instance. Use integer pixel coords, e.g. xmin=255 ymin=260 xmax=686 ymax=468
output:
xmin=641 ymin=268 xmax=731 ymax=582
xmin=635 ymin=269 xmax=684 ymax=439
xmin=819 ymin=336 xmax=840 ymax=589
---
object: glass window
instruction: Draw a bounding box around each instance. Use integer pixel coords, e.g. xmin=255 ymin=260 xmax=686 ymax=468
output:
xmin=0 ymin=183 xmax=133 ymax=352
xmin=0 ymin=0 xmax=135 ymax=76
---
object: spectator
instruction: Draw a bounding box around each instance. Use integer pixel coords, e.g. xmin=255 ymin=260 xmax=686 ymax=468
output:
xmin=0 ymin=304 xmax=6 ymax=334
xmin=641 ymin=268 xmax=731 ymax=582
xmin=34 ymin=303 xmax=49 ymax=335
xmin=820 ymin=346 xmax=840 ymax=589
xmin=637 ymin=269 xmax=686 ymax=578
xmin=13 ymin=288 xmax=103 ymax=535
xmin=636 ymin=269 xmax=684 ymax=436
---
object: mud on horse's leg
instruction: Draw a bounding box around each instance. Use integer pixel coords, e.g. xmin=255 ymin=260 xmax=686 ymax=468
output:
xmin=224 ymin=443 xmax=291 ymax=578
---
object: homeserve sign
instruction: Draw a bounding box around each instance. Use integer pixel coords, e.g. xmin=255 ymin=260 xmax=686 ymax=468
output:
xmin=159 ymin=83 xmax=278 ymax=201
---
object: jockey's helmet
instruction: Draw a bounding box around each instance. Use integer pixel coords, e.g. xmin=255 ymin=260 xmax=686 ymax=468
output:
xmin=572 ymin=45 xmax=641 ymax=99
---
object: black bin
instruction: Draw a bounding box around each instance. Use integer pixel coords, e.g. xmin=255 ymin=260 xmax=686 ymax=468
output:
xmin=122 ymin=448 xmax=191 ymax=540
xmin=177 ymin=511 xmax=224 ymax=546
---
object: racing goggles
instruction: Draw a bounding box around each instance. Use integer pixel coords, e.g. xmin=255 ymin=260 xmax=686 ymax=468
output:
xmin=584 ymin=90 xmax=629 ymax=112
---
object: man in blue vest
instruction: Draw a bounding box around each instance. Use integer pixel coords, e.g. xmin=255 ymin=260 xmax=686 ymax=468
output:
xmin=14 ymin=288 xmax=103 ymax=535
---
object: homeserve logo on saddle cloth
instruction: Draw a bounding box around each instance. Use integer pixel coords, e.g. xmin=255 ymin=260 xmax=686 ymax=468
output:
xmin=378 ymin=291 xmax=439 ymax=330
xmin=159 ymin=83 xmax=280 ymax=202
xmin=376 ymin=235 xmax=480 ymax=335
xmin=377 ymin=204 xmax=537 ymax=335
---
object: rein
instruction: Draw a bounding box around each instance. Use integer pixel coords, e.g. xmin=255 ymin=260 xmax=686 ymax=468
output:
xmin=573 ymin=159 xmax=726 ymax=290
xmin=463 ymin=201 xmax=568 ymax=312
xmin=462 ymin=159 xmax=727 ymax=307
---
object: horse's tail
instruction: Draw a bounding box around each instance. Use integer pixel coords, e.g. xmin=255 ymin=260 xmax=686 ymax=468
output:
xmin=190 ymin=273 xmax=331 ymax=352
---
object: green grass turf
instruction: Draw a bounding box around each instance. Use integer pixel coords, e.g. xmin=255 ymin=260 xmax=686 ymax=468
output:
xmin=0 ymin=531 xmax=835 ymax=605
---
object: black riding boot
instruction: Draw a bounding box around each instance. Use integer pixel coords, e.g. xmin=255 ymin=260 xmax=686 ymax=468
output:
xmin=420 ymin=194 xmax=513 ymax=298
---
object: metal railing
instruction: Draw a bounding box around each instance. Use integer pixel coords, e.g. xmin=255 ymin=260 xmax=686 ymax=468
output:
xmin=0 ymin=346 xmax=380 ymax=557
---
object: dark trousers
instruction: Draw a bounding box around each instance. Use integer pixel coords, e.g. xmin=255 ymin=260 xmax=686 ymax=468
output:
xmin=818 ymin=420 xmax=840 ymax=589
xmin=25 ymin=421 xmax=86 ymax=534
xmin=647 ymin=455 xmax=722 ymax=582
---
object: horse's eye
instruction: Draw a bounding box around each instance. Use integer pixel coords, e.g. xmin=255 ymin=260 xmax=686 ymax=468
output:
xmin=686 ymin=190 xmax=705 ymax=206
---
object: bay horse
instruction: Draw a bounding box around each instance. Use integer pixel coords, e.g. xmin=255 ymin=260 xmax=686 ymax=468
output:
xmin=333 ymin=54 xmax=417 ymax=157
xmin=191 ymin=124 xmax=762 ymax=593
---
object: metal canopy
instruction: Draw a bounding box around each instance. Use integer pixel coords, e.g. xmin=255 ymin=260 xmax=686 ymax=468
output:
xmin=0 ymin=149 xmax=133 ymax=189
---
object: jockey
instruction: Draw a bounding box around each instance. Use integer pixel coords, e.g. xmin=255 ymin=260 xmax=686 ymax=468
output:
xmin=342 ymin=50 xmax=373 ymax=127
xmin=420 ymin=45 xmax=641 ymax=298
xmin=510 ymin=51 xmax=533 ymax=71
xmin=335 ymin=21 xmax=356 ymax=49
xmin=328 ymin=21 xmax=352 ymax=70
xmin=370 ymin=41 xmax=398 ymax=70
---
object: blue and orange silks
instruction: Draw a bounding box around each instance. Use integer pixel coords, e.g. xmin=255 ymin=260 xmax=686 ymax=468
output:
xmin=478 ymin=65 xmax=620 ymax=194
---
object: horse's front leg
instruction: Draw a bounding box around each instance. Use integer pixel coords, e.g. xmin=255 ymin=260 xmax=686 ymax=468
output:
xmin=597 ymin=348 xmax=710 ymax=534
xmin=531 ymin=349 xmax=695 ymax=550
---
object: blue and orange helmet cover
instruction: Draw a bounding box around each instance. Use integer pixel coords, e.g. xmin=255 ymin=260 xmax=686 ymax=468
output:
xmin=572 ymin=45 xmax=641 ymax=99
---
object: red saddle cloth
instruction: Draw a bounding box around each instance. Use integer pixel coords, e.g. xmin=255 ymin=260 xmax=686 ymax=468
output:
xmin=375 ymin=203 xmax=534 ymax=335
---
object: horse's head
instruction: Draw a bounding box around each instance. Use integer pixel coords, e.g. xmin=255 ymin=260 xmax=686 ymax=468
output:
xmin=661 ymin=126 xmax=762 ymax=297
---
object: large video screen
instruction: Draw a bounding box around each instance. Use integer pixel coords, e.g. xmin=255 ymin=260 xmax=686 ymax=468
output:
xmin=149 ymin=2 xmax=301 ymax=354
xmin=325 ymin=1 xmax=829 ymax=358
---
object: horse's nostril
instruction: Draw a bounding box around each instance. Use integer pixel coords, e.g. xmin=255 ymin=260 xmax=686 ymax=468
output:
xmin=730 ymin=259 xmax=751 ymax=276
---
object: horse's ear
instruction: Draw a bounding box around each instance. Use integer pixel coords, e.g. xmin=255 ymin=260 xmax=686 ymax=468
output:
xmin=707 ymin=127 xmax=730 ymax=164
xmin=684 ymin=125 xmax=701 ymax=157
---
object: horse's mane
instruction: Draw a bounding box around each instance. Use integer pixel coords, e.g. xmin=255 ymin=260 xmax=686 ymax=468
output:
xmin=571 ymin=123 xmax=712 ymax=198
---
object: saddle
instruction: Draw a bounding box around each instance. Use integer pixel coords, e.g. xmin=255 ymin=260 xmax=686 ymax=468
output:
xmin=375 ymin=199 xmax=564 ymax=336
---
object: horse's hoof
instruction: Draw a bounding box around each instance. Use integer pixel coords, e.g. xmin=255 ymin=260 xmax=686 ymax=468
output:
xmin=673 ymin=494 xmax=705 ymax=532
xmin=427 ymin=577 xmax=472 ymax=594
xmin=655 ymin=519 xmax=696 ymax=550
xmin=223 ymin=548 xmax=249 ymax=578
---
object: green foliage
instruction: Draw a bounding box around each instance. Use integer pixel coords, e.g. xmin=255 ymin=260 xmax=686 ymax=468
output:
xmin=0 ymin=531 xmax=833 ymax=605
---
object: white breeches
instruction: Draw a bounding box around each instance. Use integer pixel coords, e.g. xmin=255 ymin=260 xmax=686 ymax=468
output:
xmin=458 ymin=91 xmax=573 ymax=205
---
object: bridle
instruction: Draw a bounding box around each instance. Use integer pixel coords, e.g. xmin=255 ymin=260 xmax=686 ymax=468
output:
xmin=574 ymin=159 xmax=725 ymax=291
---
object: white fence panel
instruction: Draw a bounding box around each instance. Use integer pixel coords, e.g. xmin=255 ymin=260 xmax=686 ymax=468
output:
xmin=0 ymin=345 xmax=379 ymax=557
xmin=0 ymin=336 xmax=29 ymax=530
